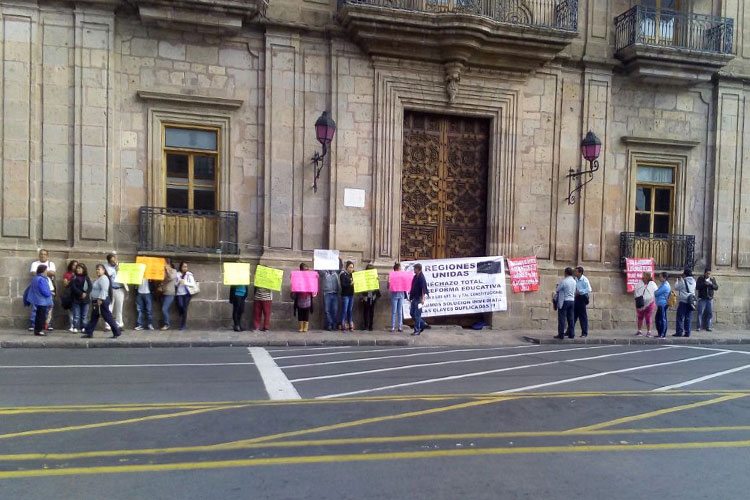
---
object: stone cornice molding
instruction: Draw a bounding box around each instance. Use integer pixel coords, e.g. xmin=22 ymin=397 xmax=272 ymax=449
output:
xmin=621 ymin=136 xmax=700 ymax=149
xmin=137 ymin=90 xmax=243 ymax=109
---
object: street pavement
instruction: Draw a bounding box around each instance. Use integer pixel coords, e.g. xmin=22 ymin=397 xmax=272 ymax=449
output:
xmin=2 ymin=344 xmax=750 ymax=499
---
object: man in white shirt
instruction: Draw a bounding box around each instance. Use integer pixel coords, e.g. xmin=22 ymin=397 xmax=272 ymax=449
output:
xmin=29 ymin=249 xmax=56 ymax=331
xmin=104 ymin=253 xmax=128 ymax=329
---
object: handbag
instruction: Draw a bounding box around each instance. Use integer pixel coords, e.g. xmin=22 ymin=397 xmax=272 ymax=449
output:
xmin=187 ymin=281 xmax=200 ymax=296
xmin=667 ymin=290 xmax=678 ymax=308
xmin=582 ymin=294 xmax=590 ymax=306
xmin=688 ymin=293 xmax=697 ymax=311
xmin=552 ymin=292 xmax=558 ymax=311
xmin=635 ymin=295 xmax=645 ymax=309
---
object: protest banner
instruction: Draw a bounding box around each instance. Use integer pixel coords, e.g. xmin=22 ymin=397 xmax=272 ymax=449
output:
xmin=114 ymin=263 xmax=146 ymax=284
xmin=254 ymin=265 xmax=283 ymax=291
xmin=388 ymin=271 xmax=412 ymax=293
xmin=625 ymin=258 xmax=655 ymax=292
xmin=313 ymin=249 xmax=340 ymax=271
xmin=353 ymin=269 xmax=380 ymax=293
xmin=291 ymin=270 xmax=319 ymax=294
xmin=223 ymin=263 xmax=251 ymax=285
xmin=507 ymin=256 xmax=540 ymax=293
xmin=401 ymin=256 xmax=507 ymax=318
xmin=136 ymin=256 xmax=166 ymax=281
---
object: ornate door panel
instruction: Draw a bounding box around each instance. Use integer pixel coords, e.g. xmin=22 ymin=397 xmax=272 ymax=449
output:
xmin=400 ymin=112 xmax=489 ymax=260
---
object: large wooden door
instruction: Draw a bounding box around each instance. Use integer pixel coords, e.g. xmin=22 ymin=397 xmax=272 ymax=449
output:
xmin=400 ymin=111 xmax=489 ymax=260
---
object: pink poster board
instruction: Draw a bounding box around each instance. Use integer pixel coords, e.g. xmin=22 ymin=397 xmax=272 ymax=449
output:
xmin=625 ymin=258 xmax=655 ymax=292
xmin=507 ymin=257 xmax=540 ymax=293
xmin=291 ymin=270 xmax=319 ymax=294
xmin=389 ymin=271 xmax=412 ymax=292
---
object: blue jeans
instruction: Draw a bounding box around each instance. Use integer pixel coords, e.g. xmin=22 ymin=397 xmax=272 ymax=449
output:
xmin=410 ymin=299 xmax=425 ymax=332
xmin=391 ymin=295 xmax=404 ymax=329
xmin=557 ymin=301 xmax=574 ymax=337
xmin=676 ymin=302 xmax=692 ymax=336
xmin=72 ymin=302 xmax=89 ymax=330
xmin=697 ymin=298 xmax=713 ymax=330
xmin=30 ymin=303 xmax=53 ymax=328
xmin=136 ymin=293 xmax=153 ymax=327
xmin=175 ymin=294 xmax=191 ymax=329
xmin=655 ymin=304 xmax=668 ymax=337
xmin=162 ymin=295 xmax=175 ymax=327
xmin=324 ymin=293 xmax=339 ymax=329
xmin=341 ymin=295 xmax=354 ymax=326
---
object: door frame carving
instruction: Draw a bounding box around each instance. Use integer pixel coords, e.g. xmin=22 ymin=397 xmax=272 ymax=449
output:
xmin=370 ymin=61 xmax=519 ymax=266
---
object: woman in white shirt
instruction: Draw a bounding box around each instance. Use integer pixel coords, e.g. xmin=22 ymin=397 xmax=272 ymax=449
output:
xmin=175 ymin=261 xmax=195 ymax=331
xmin=634 ymin=271 xmax=658 ymax=337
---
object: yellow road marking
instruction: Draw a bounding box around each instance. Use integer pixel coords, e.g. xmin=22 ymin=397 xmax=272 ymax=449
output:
xmin=4 ymin=439 xmax=750 ymax=478
xmin=215 ymin=398 xmax=517 ymax=447
xmin=4 ymin=425 xmax=750 ymax=462
xmin=566 ymin=394 xmax=748 ymax=433
xmin=4 ymin=390 xmax=750 ymax=414
xmin=0 ymin=405 xmax=249 ymax=440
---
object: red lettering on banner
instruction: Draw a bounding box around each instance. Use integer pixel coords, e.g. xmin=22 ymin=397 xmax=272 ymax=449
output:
xmin=507 ymin=256 xmax=540 ymax=293
xmin=625 ymin=258 xmax=655 ymax=292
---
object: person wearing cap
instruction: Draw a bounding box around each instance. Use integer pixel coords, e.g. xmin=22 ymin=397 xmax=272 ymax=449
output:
xmin=696 ymin=268 xmax=719 ymax=332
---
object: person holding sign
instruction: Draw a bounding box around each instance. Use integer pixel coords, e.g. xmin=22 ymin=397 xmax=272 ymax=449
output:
xmin=409 ymin=263 xmax=429 ymax=336
xmin=253 ymin=285 xmax=273 ymax=332
xmin=318 ymin=258 xmax=342 ymax=331
xmin=82 ymin=264 xmax=122 ymax=339
xmin=292 ymin=263 xmax=315 ymax=333
xmin=359 ymin=264 xmax=381 ymax=331
xmin=104 ymin=254 xmax=128 ymax=331
xmin=389 ymin=263 xmax=407 ymax=332
xmin=339 ymin=261 xmax=355 ymax=331
xmin=159 ymin=264 xmax=178 ymax=330
xmin=228 ymin=283 xmax=249 ymax=332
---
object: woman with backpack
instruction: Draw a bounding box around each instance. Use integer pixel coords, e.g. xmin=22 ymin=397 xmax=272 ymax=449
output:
xmin=673 ymin=268 xmax=697 ymax=338
xmin=70 ymin=263 xmax=92 ymax=333
xmin=82 ymin=264 xmax=121 ymax=338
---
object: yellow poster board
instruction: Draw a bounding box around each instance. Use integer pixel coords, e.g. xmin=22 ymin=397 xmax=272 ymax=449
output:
xmin=254 ymin=265 xmax=284 ymax=291
xmin=353 ymin=268 xmax=379 ymax=293
xmin=136 ymin=256 xmax=166 ymax=281
xmin=114 ymin=263 xmax=147 ymax=284
xmin=223 ymin=262 xmax=251 ymax=285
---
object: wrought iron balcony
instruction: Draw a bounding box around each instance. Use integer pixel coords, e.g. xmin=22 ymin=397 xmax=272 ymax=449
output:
xmin=614 ymin=6 xmax=734 ymax=84
xmin=139 ymin=207 xmax=239 ymax=255
xmin=337 ymin=0 xmax=578 ymax=74
xmin=619 ymin=232 xmax=695 ymax=271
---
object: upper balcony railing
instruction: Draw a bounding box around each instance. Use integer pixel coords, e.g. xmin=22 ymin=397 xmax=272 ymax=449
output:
xmin=615 ymin=6 xmax=733 ymax=55
xmin=620 ymin=232 xmax=696 ymax=271
xmin=139 ymin=207 xmax=239 ymax=255
xmin=339 ymin=0 xmax=578 ymax=32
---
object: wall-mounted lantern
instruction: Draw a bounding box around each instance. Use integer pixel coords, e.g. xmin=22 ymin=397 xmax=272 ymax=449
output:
xmin=566 ymin=131 xmax=602 ymax=204
xmin=312 ymin=111 xmax=337 ymax=193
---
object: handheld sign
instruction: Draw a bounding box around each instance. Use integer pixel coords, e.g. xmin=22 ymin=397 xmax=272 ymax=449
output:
xmin=136 ymin=256 xmax=166 ymax=281
xmin=223 ymin=263 xmax=251 ymax=286
xmin=254 ymin=265 xmax=283 ymax=292
xmin=114 ymin=263 xmax=147 ymax=284
xmin=291 ymin=271 xmax=319 ymax=294
xmin=314 ymin=249 xmax=340 ymax=271
xmin=388 ymin=271 xmax=412 ymax=292
xmin=353 ymin=269 xmax=379 ymax=293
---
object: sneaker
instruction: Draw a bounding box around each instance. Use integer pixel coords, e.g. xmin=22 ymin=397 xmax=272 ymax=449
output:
xmin=160 ymin=325 xmax=169 ymax=331
xmin=28 ymin=326 xmax=34 ymax=331
xmin=706 ymin=328 xmax=713 ymax=332
xmin=69 ymin=327 xmax=76 ymax=333
xmin=46 ymin=326 xmax=54 ymax=331
xmin=134 ymin=326 xmax=144 ymax=331
xmin=695 ymin=328 xmax=702 ymax=332
xmin=635 ymin=331 xmax=643 ymax=336
xmin=105 ymin=325 xmax=112 ymax=331
xmin=646 ymin=332 xmax=652 ymax=338
xmin=147 ymin=325 xmax=155 ymax=330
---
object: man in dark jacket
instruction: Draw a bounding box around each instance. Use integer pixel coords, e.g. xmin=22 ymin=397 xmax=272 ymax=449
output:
xmin=409 ymin=264 xmax=429 ymax=336
xmin=696 ymin=268 xmax=719 ymax=331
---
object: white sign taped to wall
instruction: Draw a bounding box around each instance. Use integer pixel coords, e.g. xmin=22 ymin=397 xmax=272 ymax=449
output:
xmin=401 ymin=256 xmax=508 ymax=318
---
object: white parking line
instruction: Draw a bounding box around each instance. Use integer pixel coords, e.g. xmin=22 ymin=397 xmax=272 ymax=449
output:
xmin=666 ymin=345 xmax=750 ymax=355
xmin=267 ymin=346 xmax=357 ymax=353
xmin=281 ymin=346 xmax=535 ymax=369
xmin=315 ymin=347 xmax=652 ymax=398
xmin=273 ymin=346 xmax=444 ymax=360
xmin=292 ymin=345 xmax=614 ymax=383
xmin=247 ymin=347 xmax=300 ymax=400
xmin=653 ymin=363 xmax=750 ymax=391
xmin=0 ymin=363 xmax=255 ymax=369
xmin=496 ymin=351 xmax=729 ymax=393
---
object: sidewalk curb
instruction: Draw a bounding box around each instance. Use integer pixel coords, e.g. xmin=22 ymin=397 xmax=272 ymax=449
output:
xmin=523 ymin=336 xmax=750 ymax=345
xmin=0 ymin=338 xmax=412 ymax=348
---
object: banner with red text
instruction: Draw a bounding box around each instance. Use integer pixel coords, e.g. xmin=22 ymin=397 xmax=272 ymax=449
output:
xmin=625 ymin=258 xmax=655 ymax=292
xmin=507 ymin=256 xmax=540 ymax=293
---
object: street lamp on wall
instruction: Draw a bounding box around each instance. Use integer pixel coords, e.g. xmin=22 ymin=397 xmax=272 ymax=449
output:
xmin=566 ymin=130 xmax=602 ymax=205
xmin=312 ymin=111 xmax=337 ymax=193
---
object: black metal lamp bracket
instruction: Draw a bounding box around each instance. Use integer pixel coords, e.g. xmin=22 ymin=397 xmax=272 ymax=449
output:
xmin=566 ymin=159 xmax=599 ymax=205
xmin=312 ymin=143 xmax=328 ymax=193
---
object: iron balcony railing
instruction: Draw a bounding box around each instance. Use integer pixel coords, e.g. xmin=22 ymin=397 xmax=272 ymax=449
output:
xmin=139 ymin=207 xmax=239 ymax=255
xmin=615 ymin=6 xmax=733 ymax=55
xmin=619 ymin=232 xmax=696 ymax=271
xmin=339 ymin=0 xmax=578 ymax=31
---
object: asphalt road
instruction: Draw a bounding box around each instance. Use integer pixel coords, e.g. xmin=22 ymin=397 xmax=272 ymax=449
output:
xmin=2 ymin=344 xmax=750 ymax=499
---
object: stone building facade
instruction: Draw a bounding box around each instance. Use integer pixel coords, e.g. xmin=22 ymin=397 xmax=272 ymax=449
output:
xmin=1 ymin=0 xmax=749 ymax=330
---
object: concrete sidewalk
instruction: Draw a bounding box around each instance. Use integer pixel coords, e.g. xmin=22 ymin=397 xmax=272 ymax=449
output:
xmin=0 ymin=325 xmax=748 ymax=348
